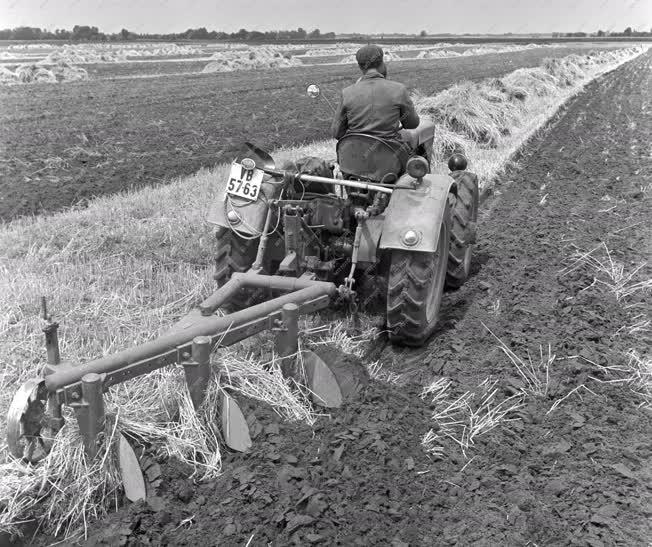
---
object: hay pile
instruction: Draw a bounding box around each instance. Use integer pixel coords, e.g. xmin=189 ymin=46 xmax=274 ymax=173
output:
xmin=339 ymin=49 xmax=402 ymax=64
xmin=416 ymin=79 xmax=527 ymax=148
xmin=417 ymin=49 xmax=462 ymax=59
xmin=52 ymin=61 xmax=89 ymax=82
xmin=123 ymin=44 xmax=204 ymax=57
xmin=202 ymin=47 xmax=301 ymax=72
xmin=542 ymin=56 xmax=587 ymax=86
xmin=15 ymin=64 xmax=57 ymax=83
xmin=302 ymin=45 xmax=359 ymax=57
xmin=0 ymin=61 xmax=88 ymax=85
xmin=461 ymin=43 xmax=538 ymax=56
xmin=336 ymin=43 xmax=545 ymax=64
xmin=416 ymin=43 xmax=540 ymax=60
xmin=0 ymin=66 xmax=19 ymax=84
xmin=302 ymin=43 xmax=433 ymax=58
xmin=41 ymin=47 xmax=127 ymax=64
xmin=8 ymin=43 xmax=56 ymax=50
xmin=414 ymin=45 xmax=647 ymax=169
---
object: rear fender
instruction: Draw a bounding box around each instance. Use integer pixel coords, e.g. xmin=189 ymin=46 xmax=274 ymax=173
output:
xmin=206 ymin=174 xmax=281 ymax=235
xmin=379 ymin=173 xmax=454 ymax=252
xmin=357 ymin=216 xmax=384 ymax=263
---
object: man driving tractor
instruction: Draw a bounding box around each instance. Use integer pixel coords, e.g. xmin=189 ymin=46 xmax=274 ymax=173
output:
xmin=331 ymin=44 xmax=432 ymax=164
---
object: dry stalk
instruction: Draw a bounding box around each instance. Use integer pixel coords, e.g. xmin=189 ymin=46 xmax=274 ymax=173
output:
xmin=220 ymin=349 xmax=318 ymax=425
xmin=367 ymin=360 xmax=404 ymax=385
xmin=560 ymin=243 xmax=651 ymax=301
xmin=483 ymin=323 xmax=555 ymax=396
xmin=585 ymin=349 xmax=651 ymax=409
xmin=308 ymin=317 xmax=377 ymax=358
xmin=546 ymin=384 xmax=599 ymax=414
xmin=420 ymin=377 xmax=452 ymax=403
xmin=422 ymin=378 xmax=524 ymax=459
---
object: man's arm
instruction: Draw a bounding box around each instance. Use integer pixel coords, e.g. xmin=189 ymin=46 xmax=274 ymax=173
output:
xmin=331 ymin=91 xmax=348 ymax=140
xmin=399 ymin=86 xmax=420 ymax=129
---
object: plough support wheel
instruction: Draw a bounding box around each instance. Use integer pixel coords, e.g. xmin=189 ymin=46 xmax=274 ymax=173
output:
xmin=7 ymin=379 xmax=54 ymax=463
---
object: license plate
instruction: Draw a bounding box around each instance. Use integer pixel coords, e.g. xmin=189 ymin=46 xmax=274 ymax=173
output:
xmin=226 ymin=162 xmax=264 ymax=201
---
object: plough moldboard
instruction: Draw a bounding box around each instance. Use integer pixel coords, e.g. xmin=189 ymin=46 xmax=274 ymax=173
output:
xmin=7 ymin=272 xmax=348 ymax=500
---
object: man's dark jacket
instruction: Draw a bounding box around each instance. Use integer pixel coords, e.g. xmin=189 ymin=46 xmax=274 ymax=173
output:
xmin=331 ymin=70 xmax=420 ymax=141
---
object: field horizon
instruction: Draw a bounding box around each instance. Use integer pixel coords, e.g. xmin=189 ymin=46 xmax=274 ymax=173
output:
xmin=0 ymin=42 xmax=634 ymax=221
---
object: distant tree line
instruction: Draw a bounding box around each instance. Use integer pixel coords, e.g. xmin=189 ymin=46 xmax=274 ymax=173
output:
xmin=0 ymin=25 xmax=336 ymax=42
xmin=3 ymin=24 xmax=650 ymax=42
xmin=553 ymin=26 xmax=652 ymax=38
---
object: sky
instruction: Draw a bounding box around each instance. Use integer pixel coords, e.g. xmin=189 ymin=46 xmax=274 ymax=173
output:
xmin=1 ymin=0 xmax=650 ymax=35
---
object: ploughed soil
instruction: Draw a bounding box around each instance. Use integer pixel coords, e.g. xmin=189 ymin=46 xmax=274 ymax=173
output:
xmin=30 ymin=53 xmax=652 ymax=545
xmin=0 ymin=46 xmax=608 ymax=222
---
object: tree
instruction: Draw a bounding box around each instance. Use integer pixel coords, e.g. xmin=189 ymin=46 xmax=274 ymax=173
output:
xmin=419 ymin=30 xmax=427 ymax=37
xmin=71 ymin=25 xmax=103 ymax=41
xmin=623 ymin=26 xmax=632 ymax=36
xmin=597 ymin=29 xmax=605 ymax=37
xmin=0 ymin=23 xmax=346 ymax=42
xmin=12 ymin=26 xmax=42 ymax=40
xmin=188 ymin=27 xmax=209 ymax=39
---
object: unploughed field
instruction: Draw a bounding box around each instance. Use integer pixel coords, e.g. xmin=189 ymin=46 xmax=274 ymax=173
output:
xmin=55 ymin=52 xmax=649 ymax=546
xmin=0 ymin=45 xmax=619 ymax=221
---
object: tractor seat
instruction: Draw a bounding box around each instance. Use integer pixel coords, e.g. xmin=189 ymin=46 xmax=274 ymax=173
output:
xmin=336 ymin=133 xmax=409 ymax=183
xmin=399 ymin=120 xmax=436 ymax=150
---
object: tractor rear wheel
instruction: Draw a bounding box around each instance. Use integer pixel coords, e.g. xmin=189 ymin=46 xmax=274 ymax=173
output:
xmin=214 ymin=227 xmax=261 ymax=311
xmin=446 ymin=171 xmax=479 ymax=289
xmin=386 ymin=206 xmax=451 ymax=347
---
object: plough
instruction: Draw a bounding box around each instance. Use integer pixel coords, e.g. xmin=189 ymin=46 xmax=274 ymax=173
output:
xmin=7 ymin=90 xmax=479 ymax=499
xmin=8 ymin=277 xmax=340 ymax=465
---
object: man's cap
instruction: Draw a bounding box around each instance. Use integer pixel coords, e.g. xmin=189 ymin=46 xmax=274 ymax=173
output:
xmin=356 ymin=44 xmax=384 ymax=69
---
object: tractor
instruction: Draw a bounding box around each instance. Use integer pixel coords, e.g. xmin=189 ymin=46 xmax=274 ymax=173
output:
xmin=6 ymin=84 xmax=478 ymax=472
xmin=210 ymin=84 xmax=478 ymax=346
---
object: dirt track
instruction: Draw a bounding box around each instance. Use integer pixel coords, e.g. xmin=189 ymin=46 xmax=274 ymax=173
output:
xmin=50 ymin=52 xmax=652 ymax=546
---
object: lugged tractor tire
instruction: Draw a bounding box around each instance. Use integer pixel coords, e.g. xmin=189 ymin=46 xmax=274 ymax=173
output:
xmin=446 ymin=170 xmax=479 ymax=289
xmin=214 ymin=227 xmax=261 ymax=311
xmin=386 ymin=205 xmax=451 ymax=347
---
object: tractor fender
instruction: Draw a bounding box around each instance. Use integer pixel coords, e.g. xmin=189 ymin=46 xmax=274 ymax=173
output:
xmin=379 ymin=173 xmax=455 ymax=253
xmin=206 ymin=175 xmax=281 ymax=235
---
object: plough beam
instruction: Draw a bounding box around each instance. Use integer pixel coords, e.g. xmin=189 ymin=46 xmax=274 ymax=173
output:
xmin=199 ymin=272 xmax=335 ymax=316
xmin=44 ymin=276 xmax=336 ymax=393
